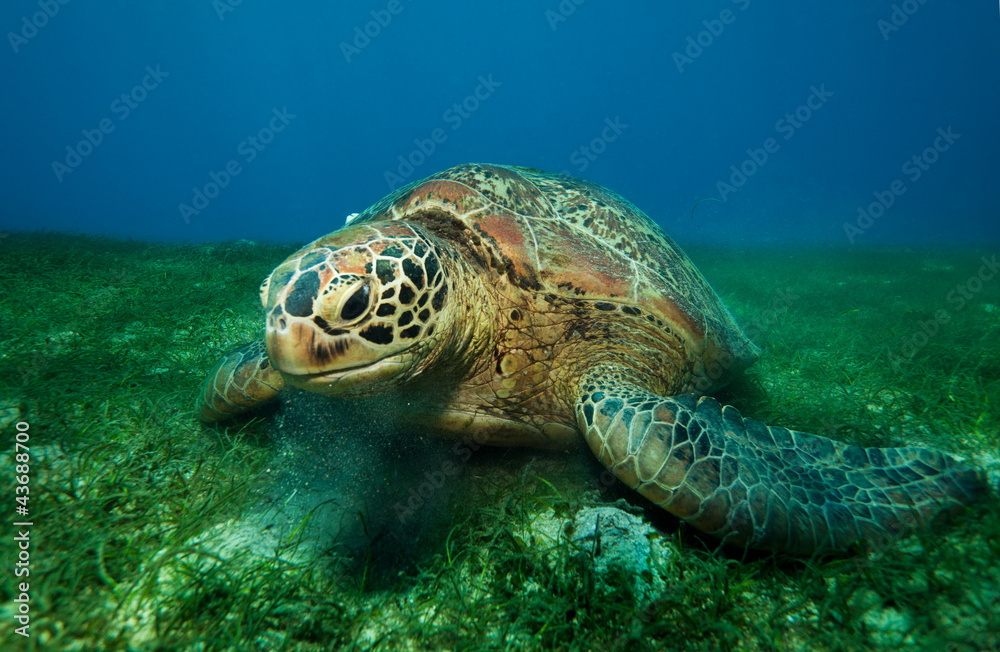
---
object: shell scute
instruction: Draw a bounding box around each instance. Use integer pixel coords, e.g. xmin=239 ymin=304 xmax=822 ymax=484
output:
xmin=351 ymin=163 xmax=757 ymax=368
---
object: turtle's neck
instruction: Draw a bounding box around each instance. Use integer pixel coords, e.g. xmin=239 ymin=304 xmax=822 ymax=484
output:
xmin=404 ymin=229 xmax=499 ymax=388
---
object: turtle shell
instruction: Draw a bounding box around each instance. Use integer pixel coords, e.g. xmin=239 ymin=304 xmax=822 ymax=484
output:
xmin=352 ymin=163 xmax=759 ymax=383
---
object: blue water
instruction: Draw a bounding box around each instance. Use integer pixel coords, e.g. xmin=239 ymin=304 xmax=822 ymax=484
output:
xmin=2 ymin=1 xmax=997 ymax=246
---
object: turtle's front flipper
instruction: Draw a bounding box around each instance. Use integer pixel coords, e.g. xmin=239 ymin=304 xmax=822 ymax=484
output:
xmin=196 ymin=341 xmax=284 ymax=423
xmin=577 ymin=373 xmax=984 ymax=554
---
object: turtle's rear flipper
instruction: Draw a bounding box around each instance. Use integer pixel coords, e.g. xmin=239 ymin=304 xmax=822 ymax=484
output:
xmin=577 ymin=374 xmax=984 ymax=555
xmin=196 ymin=340 xmax=284 ymax=423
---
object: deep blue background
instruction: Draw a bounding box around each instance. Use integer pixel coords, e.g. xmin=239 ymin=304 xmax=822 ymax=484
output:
xmin=2 ymin=1 xmax=997 ymax=245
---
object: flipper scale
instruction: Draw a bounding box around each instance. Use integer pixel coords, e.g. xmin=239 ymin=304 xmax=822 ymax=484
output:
xmin=196 ymin=340 xmax=284 ymax=423
xmin=577 ymin=373 xmax=984 ymax=554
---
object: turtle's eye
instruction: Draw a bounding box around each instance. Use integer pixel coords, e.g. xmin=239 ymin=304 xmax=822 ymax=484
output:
xmin=340 ymin=284 xmax=371 ymax=321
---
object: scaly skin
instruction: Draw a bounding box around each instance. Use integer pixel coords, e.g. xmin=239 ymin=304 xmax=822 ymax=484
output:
xmin=577 ymin=367 xmax=983 ymax=554
xmin=197 ymin=341 xmax=284 ymax=422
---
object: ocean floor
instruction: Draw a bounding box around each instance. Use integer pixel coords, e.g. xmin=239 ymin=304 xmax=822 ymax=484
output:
xmin=1 ymin=232 xmax=998 ymax=650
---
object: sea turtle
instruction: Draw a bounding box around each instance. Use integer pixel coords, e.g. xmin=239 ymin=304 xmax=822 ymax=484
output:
xmin=196 ymin=163 xmax=983 ymax=555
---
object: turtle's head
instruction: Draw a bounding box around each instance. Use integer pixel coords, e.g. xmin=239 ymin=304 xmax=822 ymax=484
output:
xmin=261 ymin=222 xmax=451 ymax=396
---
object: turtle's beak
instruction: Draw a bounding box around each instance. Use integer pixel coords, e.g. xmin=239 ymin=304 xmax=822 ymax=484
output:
xmin=265 ymin=295 xmax=364 ymax=377
xmin=263 ymin=264 xmax=389 ymax=379
xmin=265 ymin=302 xmax=381 ymax=378
xmin=264 ymin=293 xmax=413 ymax=397
xmin=265 ymin=306 xmax=335 ymax=376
